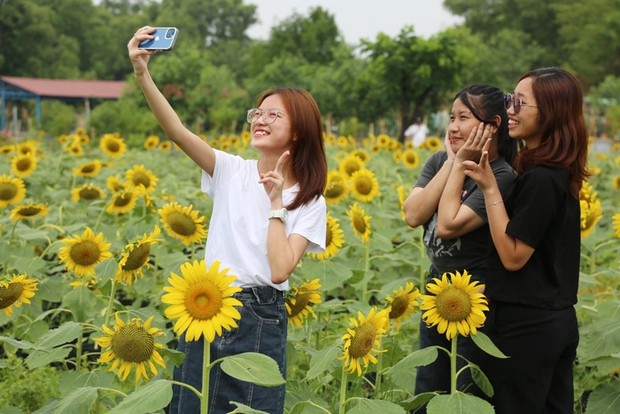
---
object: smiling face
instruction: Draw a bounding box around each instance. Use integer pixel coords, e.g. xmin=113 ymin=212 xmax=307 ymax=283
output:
xmin=507 ymin=77 xmax=542 ymax=148
xmin=250 ymin=94 xmax=293 ymax=153
xmin=448 ymin=98 xmax=480 ymax=153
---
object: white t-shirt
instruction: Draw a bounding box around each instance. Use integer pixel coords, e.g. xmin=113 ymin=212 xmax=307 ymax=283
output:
xmin=201 ymin=150 xmax=326 ymax=291
xmin=404 ymin=123 xmax=429 ymax=147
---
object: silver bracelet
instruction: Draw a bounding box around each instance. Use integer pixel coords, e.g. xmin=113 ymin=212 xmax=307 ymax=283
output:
xmin=487 ymin=200 xmax=503 ymax=207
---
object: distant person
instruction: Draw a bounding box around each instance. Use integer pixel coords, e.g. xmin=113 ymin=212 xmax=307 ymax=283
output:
xmin=404 ymin=116 xmax=429 ymax=147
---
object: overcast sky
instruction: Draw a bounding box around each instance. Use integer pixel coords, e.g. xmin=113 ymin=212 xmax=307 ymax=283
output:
xmin=246 ymin=0 xmax=464 ymax=44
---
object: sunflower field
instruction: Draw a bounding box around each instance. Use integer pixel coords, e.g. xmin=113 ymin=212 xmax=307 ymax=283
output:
xmin=0 ymin=129 xmax=619 ymax=414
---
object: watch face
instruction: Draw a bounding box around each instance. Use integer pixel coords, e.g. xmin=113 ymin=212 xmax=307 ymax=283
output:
xmin=282 ymin=209 xmax=289 ymax=220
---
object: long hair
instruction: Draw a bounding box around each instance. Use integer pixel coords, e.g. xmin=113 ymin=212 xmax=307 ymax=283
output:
xmin=257 ymin=87 xmax=327 ymax=210
xmin=512 ymin=67 xmax=588 ymax=197
xmin=455 ymin=84 xmax=517 ymax=164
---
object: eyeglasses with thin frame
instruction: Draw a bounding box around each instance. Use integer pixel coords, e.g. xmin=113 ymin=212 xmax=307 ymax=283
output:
xmin=504 ymin=93 xmax=538 ymax=114
xmin=246 ymin=108 xmax=287 ymax=124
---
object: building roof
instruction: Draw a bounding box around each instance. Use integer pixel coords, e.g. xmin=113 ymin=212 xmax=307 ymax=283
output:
xmin=1 ymin=76 xmax=128 ymax=100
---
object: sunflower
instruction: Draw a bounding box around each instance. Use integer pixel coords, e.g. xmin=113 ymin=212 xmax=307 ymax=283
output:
xmin=67 ymin=140 xmax=83 ymax=156
xmin=613 ymin=176 xmax=620 ymax=190
xmin=0 ymin=174 xmax=27 ymax=208
xmin=115 ymin=227 xmax=163 ymax=285
xmin=159 ymin=140 xmax=172 ymax=151
xmin=308 ymin=212 xmax=345 ymax=260
xmin=126 ymin=164 xmax=158 ymax=192
xmin=386 ymin=282 xmax=420 ymax=331
xmin=95 ymin=313 xmax=167 ymax=382
xmin=72 ymin=160 xmax=103 ymax=177
xmin=338 ymin=307 xmax=389 ymax=376
xmin=324 ymin=170 xmax=349 ymax=205
xmin=106 ymin=188 xmax=140 ymax=214
xmin=286 ymin=279 xmax=322 ymax=330
xmin=16 ymin=140 xmax=37 ymax=156
xmin=158 ymin=202 xmax=208 ymax=246
xmin=9 ymin=202 xmax=49 ymax=221
xmin=71 ymin=183 xmax=106 ymax=202
xmin=419 ymin=270 xmax=488 ymax=341
xmin=402 ymin=149 xmax=420 ymax=169
xmin=106 ymin=175 xmax=127 ymax=193
xmin=350 ymin=149 xmax=370 ymax=163
xmin=100 ymin=133 xmax=127 ymax=158
xmin=347 ymin=203 xmax=372 ymax=243
xmin=0 ymin=273 xmax=38 ymax=317
xmin=377 ymin=134 xmax=391 ymax=148
xmin=392 ymin=149 xmax=402 ymax=163
xmin=58 ymin=227 xmax=113 ymax=277
xmin=580 ymin=199 xmax=603 ymax=238
xmin=338 ymin=154 xmax=365 ymax=179
xmin=350 ymin=168 xmax=380 ymax=203
xmin=0 ymin=144 xmax=15 ymax=155
xmin=369 ymin=144 xmax=381 ymax=154
xmin=425 ymin=136 xmax=442 ymax=151
xmin=145 ymin=135 xmax=160 ymax=150
xmin=10 ymin=153 xmax=37 ymax=177
xmin=337 ymin=136 xmax=349 ymax=147
xmin=587 ymin=166 xmax=601 ymax=176
xmin=162 ymin=260 xmax=243 ymax=342
xmin=613 ymin=213 xmax=620 ymax=238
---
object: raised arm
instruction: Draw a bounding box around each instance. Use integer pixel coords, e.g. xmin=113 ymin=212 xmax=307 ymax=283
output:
xmin=463 ymin=147 xmax=534 ymax=271
xmin=128 ymin=27 xmax=216 ymax=175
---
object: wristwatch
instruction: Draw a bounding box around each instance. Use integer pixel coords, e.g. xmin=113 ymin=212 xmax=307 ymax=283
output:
xmin=268 ymin=208 xmax=289 ymax=223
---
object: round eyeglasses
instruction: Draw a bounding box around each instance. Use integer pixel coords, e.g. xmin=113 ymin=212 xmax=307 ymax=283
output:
xmin=247 ymin=108 xmax=287 ymax=125
xmin=504 ymin=93 xmax=538 ymax=114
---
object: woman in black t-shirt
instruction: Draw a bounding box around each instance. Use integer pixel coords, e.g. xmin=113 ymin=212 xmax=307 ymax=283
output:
xmin=462 ymin=68 xmax=589 ymax=413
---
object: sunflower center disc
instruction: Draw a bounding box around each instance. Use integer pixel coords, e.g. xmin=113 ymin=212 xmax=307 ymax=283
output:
xmin=0 ymin=183 xmax=17 ymax=200
xmin=286 ymin=292 xmax=311 ymax=318
xmin=435 ymin=287 xmax=472 ymax=322
xmin=0 ymin=283 xmax=24 ymax=309
xmin=349 ymin=322 xmax=376 ymax=358
xmin=168 ymin=212 xmax=197 ymax=236
xmin=355 ymin=177 xmax=372 ymax=195
xmin=70 ymin=240 xmax=102 ymax=266
xmin=112 ymin=325 xmax=155 ymax=363
xmin=389 ymin=295 xmax=409 ymax=319
xmin=123 ymin=243 xmax=151 ymax=271
xmin=185 ymin=282 xmax=224 ymax=320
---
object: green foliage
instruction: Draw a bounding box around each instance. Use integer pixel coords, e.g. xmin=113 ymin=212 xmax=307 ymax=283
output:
xmin=89 ymin=99 xmax=161 ymax=138
xmin=0 ymin=354 xmax=61 ymax=412
xmin=41 ymin=101 xmax=78 ymax=136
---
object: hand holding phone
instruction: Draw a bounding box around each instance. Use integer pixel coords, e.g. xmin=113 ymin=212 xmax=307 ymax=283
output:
xmin=138 ymin=27 xmax=179 ymax=51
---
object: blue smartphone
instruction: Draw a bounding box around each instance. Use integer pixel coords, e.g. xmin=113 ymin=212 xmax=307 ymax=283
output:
xmin=138 ymin=27 xmax=179 ymax=51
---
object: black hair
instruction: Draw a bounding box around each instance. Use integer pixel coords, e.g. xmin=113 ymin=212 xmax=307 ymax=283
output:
xmin=454 ymin=84 xmax=517 ymax=164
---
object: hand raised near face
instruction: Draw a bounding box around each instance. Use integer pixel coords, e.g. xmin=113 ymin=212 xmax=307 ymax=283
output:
xmin=455 ymin=122 xmax=495 ymax=164
xmin=259 ymin=151 xmax=290 ymax=204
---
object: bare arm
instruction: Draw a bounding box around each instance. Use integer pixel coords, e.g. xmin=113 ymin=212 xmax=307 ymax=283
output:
xmin=403 ymin=157 xmax=454 ymax=228
xmin=463 ymin=146 xmax=534 ymax=271
xmin=128 ymin=27 xmax=216 ymax=175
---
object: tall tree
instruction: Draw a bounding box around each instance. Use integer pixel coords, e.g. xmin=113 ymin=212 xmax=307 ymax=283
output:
xmin=360 ymin=26 xmax=477 ymax=141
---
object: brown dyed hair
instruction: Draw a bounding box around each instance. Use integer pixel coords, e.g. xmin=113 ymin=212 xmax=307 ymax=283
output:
xmin=257 ymin=87 xmax=327 ymax=210
xmin=512 ymin=67 xmax=589 ymax=197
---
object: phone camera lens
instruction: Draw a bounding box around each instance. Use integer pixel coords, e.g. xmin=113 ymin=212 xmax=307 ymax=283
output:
xmin=165 ymin=28 xmax=175 ymax=39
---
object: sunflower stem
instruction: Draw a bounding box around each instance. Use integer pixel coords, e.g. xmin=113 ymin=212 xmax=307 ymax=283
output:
xmin=339 ymin=367 xmax=348 ymax=414
xmin=201 ymin=338 xmax=210 ymax=414
xmin=362 ymin=242 xmax=370 ymax=303
xmin=76 ymin=330 xmax=83 ymax=370
xmin=450 ymin=334 xmax=458 ymax=394
xmin=374 ymin=337 xmax=384 ymax=397
xmin=104 ymin=281 xmax=118 ymax=327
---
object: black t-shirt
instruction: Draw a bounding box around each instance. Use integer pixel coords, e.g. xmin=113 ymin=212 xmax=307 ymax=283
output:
xmin=415 ymin=151 xmax=516 ymax=276
xmin=486 ymin=166 xmax=580 ymax=309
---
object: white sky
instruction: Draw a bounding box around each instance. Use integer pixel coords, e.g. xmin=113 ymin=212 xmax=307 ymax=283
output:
xmin=246 ymin=0 xmax=464 ymax=44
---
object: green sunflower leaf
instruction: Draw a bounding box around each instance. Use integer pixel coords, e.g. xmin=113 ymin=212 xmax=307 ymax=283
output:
xmin=35 ymin=321 xmax=82 ymax=349
xmin=51 ymin=387 xmax=98 ymax=414
xmin=106 ymin=379 xmax=173 ymax=414
xmin=94 ymin=258 xmax=118 ymax=286
xmin=25 ymin=347 xmax=71 ymax=369
xmin=228 ymin=402 xmax=270 ymax=413
xmin=306 ymin=345 xmax=340 ymax=380
xmin=471 ymin=331 xmax=509 ymax=359
xmin=385 ymin=346 xmax=438 ymax=376
xmin=219 ymin=352 xmax=286 ymax=386
xmin=426 ymin=392 xmax=494 ymax=414
xmin=584 ymin=384 xmax=620 ymax=414
xmin=346 ymin=398 xmax=406 ymax=413
xmin=61 ymin=285 xmax=98 ymax=322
